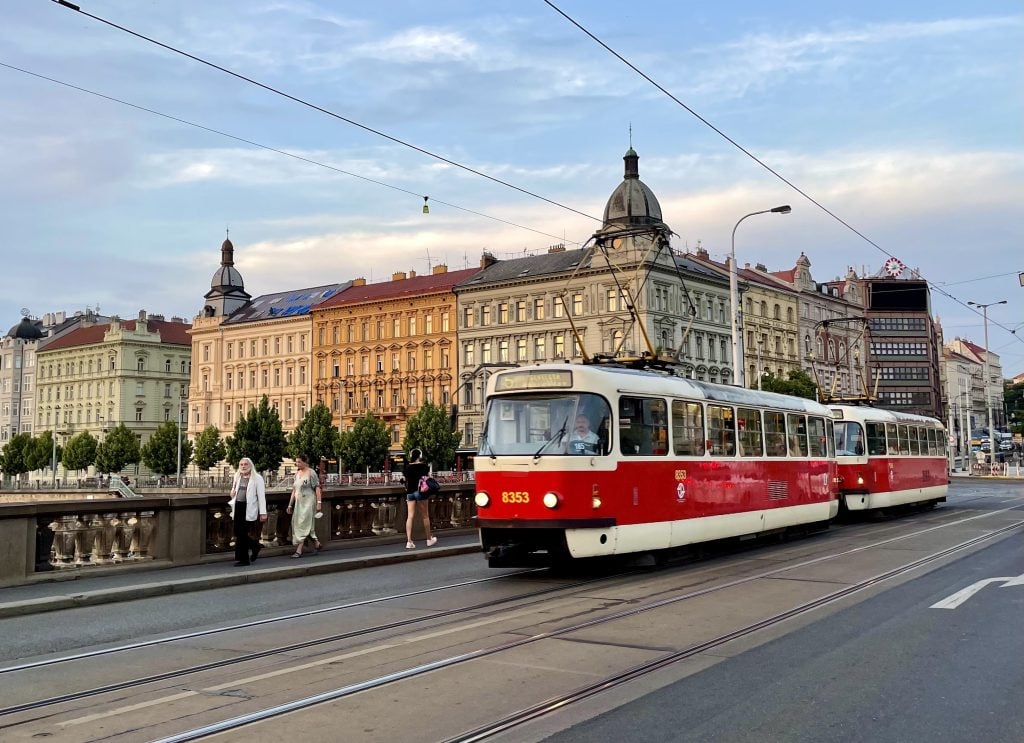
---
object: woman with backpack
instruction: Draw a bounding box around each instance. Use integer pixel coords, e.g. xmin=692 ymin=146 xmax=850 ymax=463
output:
xmin=402 ymin=448 xmax=437 ymax=549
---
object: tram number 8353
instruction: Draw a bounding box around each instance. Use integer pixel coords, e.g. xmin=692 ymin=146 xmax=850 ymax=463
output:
xmin=501 ymin=491 xmax=530 ymax=504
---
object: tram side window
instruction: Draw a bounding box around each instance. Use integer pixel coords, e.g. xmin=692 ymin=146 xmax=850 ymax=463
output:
xmin=787 ymin=414 xmax=808 ymax=457
xmin=885 ymin=424 xmax=898 ymax=456
xmin=836 ymin=421 xmax=865 ymax=455
xmin=909 ymin=426 xmax=920 ymax=456
xmin=619 ymin=397 xmax=668 ymax=456
xmin=866 ymin=423 xmax=887 ymax=455
xmin=707 ymin=405 xmax=737 ymax=456
xmin=919 ymin=427 xmax=930 ymax=456
xmin=897 ymin=425 xmax=911 ymax=455
xmin=736 ymin=407 xmax=763 ymax=457
xmin=671 ymin=400 xmax=705 ymax=456
xmin=929 ymin=429 xmax=940 ymax=456
xmin=826 ymin=419 xmax=836 ymax=458
xmin=807 ymin=417 xmax=826 ymax=457
xmin=764 ymin=411 xmax=787 ymax=457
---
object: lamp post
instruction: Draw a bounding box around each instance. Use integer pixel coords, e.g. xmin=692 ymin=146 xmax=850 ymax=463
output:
xmin=756 ymin=337 xmax=764 ymax=391
xmin=968 ymin=299 xmax=1006 ymax=465
xmin=175 ymin=387 xmax=184 ymax=484
xmin=730 ymin=205 xmax=791 ymax=387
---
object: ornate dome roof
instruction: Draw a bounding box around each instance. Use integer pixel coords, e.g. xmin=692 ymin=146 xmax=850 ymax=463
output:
xmin=210 ymin=236 xmax=245 ymax=291
xmin=7 ymin=316 xmax=43 ymax=340
xmin=602 ymin=148 xmax=664 ymax=227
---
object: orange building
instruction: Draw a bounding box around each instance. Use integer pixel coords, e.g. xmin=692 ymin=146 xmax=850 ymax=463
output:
xmin=311 ymin=265 xmax=478 ymax=451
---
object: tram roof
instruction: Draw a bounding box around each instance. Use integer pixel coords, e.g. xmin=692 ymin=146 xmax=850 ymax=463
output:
xmin=489 ymin=363 xmax=833 ymax=416
xmin=829 ymin=404 xmax=943 ymax=426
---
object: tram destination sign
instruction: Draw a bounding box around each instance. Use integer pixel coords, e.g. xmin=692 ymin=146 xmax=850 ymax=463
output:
xmin=495 ymin=370 xmax=573 ymax=391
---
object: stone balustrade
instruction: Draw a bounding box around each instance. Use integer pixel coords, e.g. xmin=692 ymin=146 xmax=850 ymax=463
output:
xmin=0 ymin=483 xmax=477 ymax=588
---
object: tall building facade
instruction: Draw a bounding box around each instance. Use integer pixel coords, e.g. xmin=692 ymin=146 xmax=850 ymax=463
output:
xmin=1 ymin=317 xmax=42 ymax=445
xmin=945 ymin=337 xmax=1005 ymax=431
xmin=34 ymin=312 xmax=192 ymax=457
xmin=453 ymin=148 xmax=734 ymax=444
xmin=858 ymin=274 xmax=942 ymax=417
xmin=188 ymin=236 xmax=347 ymax=440
xmin=311 ymin=266 xmax=475 ymax=452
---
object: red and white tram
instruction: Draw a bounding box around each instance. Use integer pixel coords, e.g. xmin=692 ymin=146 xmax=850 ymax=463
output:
xmin=831 ymin=405 xmax=948 ymax=512
xmin=474 ymin=364 xmax=839 ymax=567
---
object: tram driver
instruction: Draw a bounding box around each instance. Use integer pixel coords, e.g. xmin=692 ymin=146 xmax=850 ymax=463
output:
xmin=570 ymin=414 xmax=600 ymax=455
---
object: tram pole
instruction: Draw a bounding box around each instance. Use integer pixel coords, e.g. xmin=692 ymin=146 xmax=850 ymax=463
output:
xmin=968 ymin=299 xmax=1005 ymax=466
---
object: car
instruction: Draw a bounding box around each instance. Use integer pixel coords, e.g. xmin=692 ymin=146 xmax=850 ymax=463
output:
xmin=999 ymin=440 xmax=1013 ymax=451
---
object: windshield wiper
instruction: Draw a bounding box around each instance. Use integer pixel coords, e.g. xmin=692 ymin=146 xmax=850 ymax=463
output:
xmin=533 ymin=416 xmax=569 ymax=460
xmin=479 ymin=428 xmax=496 ymax=461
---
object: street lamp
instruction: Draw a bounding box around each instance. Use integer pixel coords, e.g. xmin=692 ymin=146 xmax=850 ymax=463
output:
xmin=730 ymin=205 xmax=791 ymax=387
xmin=175 ymin=387 xmax=184 ymax=485
xmin=967 ymin=299 xmax=1006 ymax=463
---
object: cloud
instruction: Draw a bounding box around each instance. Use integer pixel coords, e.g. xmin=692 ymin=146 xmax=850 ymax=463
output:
xmin=353 ymin=27 xmax=479 ymax=62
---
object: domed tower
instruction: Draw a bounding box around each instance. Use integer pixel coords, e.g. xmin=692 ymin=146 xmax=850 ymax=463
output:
xmin=6 ymin=316 xmax=43 ymax=341
xmin=601 ymin=148 xmax=667 ymax=230
xmin=203 ymin=233 xmax=251 ymax=317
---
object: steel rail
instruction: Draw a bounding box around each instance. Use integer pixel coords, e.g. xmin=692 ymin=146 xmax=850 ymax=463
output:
xmin=150 ymin=507 xmax=1023 ymax=743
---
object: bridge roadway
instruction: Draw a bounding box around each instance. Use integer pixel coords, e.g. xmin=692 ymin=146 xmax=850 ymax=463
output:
xmin=0 ymin=479 xmax=1021 ymax=742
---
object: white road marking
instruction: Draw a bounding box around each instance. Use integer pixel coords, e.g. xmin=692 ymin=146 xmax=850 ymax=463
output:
xmin=59 ymin=691 xmax=199 ymax=727
xmin=930 ymin=573 xmax=1024 ymax=609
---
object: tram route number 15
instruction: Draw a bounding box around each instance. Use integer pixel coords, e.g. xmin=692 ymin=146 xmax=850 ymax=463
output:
xmin=501 ymin=491 xmax=530 ymax=503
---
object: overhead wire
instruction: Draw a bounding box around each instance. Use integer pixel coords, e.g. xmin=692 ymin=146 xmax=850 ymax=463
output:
xmin=49 ymin=0 xmax=600 ymax=223
xmin=0 ymin=60 xmax=579 ymax=246
xmin=541 ymin=0 xmax=1024 ymax=347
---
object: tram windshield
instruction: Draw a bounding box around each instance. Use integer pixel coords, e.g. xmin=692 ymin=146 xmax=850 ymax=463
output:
xmin=834 ymin=421 xmax=866 ymax=456
xmin=480 ymin=393 xmax=612 ymax=457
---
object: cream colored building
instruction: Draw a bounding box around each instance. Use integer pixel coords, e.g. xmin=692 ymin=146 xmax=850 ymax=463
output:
xmin=188 ymin=235 xmax=348 ymax=440
xmin=33 ymin=311 xmax=192 ymax=477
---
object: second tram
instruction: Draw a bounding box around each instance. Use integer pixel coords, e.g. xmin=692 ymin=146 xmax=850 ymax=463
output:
xmin=474 ymin=364 xmax=839 ymax=567
xmin=831 ymin=405 xmax=949 ymax=511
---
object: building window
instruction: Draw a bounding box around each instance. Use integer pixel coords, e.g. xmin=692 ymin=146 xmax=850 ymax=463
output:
xmin=482 ymin=342 xmax=492 ymax=363
xmin=498 ymin=302 xmax=509 ymax=324
xmin=481 ymin=305 xmax=491 ymax=326
xmin=392 ymin=353 xmax=400 ymax=371
xmin=409 ymin=317 xmax=417 ymax=336
xmin=534 ymin=298 xmax=545 ymax=320
xmin=553 ymin=296 xmax=565 ymax=318
xmin=286 ymin=367 xmax=293 ymax=386
xmin=464 ymin=343 xmax=474 ymax=367
xmin=515 ymin=300 xmax=526 ymax=322
xmin=553 ymin=334 xmax=564 ymax=358
xmin=607 ymin=289 xmax=618 ymax=312
xmin=442 ymin=313 xmax=450 ymax=332
xmin=261 ymin=369 xmax=269 ymax=387
xmin=376 ymin=354 xmax=384 ymax=372
xmin=534 ymin=336 xmax=546 ymax=359
xmin=274 ymin=368 xmax=281 ymax=386
xmin=572 ymin=294 xmax=583 ymax=316
xmin=425 ymin=315 xmax=433 ymax=334
xmin=393 ymin=318 xmax=401 ymax=338
xmin=516 ymin=338 xmax=527 ymax=361
xmin=135 ymin=408 xmax=143 ymax=422
xmin=463 ymin=307 xmax=474 ymax=328
xmin=299 ymin=366 xmax=306 ymax=385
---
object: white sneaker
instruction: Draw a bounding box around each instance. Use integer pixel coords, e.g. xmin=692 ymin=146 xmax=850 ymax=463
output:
xmin=406 ymin=541 xmax=416 ymax=549
xmin=426 ymin=537 xmax=438 ymax=547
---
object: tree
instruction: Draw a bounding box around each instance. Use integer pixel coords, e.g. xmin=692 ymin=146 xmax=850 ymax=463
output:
xmin=759 ymin=369 xmax=819 ymax=401
xmin=193 ymin=425 xmax=227 ymax=471
xmin=94 ymin=424 xmax=142 ymax=475
xmin=0 ymin=432 xmax=33 ymax=477
xmin=25 ymin=431 xmax=61 ymax=474
xmin=288 ymin=402 xmax=341 ymax=469
xmin=61 ymin=431 xmax=98 ymax=475
xmin=402 ymin=401 xmax=462 ymax=469
xmin=338 ymin=413 xmax=390 ymax=472
xmin=225 ymin=395 xmax=287 ymax=473
xmin=141 ymin=421 xmax=193 ymax=477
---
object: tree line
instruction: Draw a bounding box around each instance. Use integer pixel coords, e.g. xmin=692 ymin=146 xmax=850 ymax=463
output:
xmin=0 ymin=396 xmax=461 ymax=480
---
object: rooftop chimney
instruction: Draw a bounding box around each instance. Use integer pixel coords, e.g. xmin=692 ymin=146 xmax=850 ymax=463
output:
xmin=352 ymin=278 xmax=367 ymax=287
xmin=548 ymin=243 xmax=566 ymax=253
xmin=480 ymin=251 xmax=498 ymax=268
xmin=138 ymin=309 xmax=147 ymax=322
xmin=696 ymin=247 xmax=710 ymax=260
xmin=409 ymin=270 xmax=417 ymax=278
xmin=392 ymin=271 xmax=407 ymax=281
xmin=432 ymin=264 xmax=448 ymax=275
xmin=755 ymin=262 xmax=768 ymax=272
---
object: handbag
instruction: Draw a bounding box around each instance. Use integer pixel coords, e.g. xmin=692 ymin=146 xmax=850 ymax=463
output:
xmin=418 ymin=475 xmax=441 ymax=495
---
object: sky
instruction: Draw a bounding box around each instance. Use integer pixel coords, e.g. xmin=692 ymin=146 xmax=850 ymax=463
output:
xmin=1 ymin=0 xmax=1022 ymax=375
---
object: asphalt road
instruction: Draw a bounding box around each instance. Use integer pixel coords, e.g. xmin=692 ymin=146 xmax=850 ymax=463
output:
xmin=544 ymin=514 xmax=1024 ymax=743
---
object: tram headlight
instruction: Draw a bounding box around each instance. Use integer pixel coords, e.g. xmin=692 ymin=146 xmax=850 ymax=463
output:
xmin=856 ymin=475 xmax=865 ymax=486
xmin=474 ymin=492 xmax=490 ymax=508
xmin=543 ymin=492 xmax=560 ymax=509
xmin=592 ymin=496 xmax=602 ymax=509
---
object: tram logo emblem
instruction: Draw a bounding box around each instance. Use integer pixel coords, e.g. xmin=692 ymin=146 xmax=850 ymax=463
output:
xmin=676 ymin=482 xmax=686 ymax=503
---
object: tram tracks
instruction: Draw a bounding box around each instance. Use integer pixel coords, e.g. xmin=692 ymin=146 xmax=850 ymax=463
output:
xmin=2 ymin=499 xmax=1018 ymax=740
xmin=147 ymin=507 xmax=1023 ymax=743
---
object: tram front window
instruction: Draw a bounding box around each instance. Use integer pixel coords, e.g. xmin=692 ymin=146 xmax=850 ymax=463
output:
xmin=835 ymin=421 xmax=866 ymax=456
xmin=480 ymin=393 xmax=611 ymax=456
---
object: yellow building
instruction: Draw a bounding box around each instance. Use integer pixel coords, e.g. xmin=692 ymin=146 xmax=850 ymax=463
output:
xmin=688 ymin=249 xmax=801 ymax=386
xmin=34 ymin=311 xmax=192 ymax=477
xmin=188 ymin=236 xmax=347 ymax=442
xmin=311 ymin=265 xmax=477 ymax=451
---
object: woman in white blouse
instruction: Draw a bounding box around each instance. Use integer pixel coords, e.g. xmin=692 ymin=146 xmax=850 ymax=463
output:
xmin=228 ymin=457 xmax=267 ymax=566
